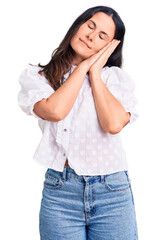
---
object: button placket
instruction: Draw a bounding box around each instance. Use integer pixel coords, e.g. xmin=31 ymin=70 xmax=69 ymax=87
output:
xmin=63 ymin=129 xmax=67 ymax=157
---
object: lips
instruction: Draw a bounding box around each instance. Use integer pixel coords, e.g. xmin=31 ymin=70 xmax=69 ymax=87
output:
xmin=79 ymin=38 xmax=90 ymax=48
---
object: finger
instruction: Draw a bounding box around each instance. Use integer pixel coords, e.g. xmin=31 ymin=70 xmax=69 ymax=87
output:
xmin=99 ymin=41 xmax=114 ymax=53
xmin=94 ymin=40 xmax=120 ymax=66
xmin=86 ymin=40 xmax=120 ymax=67
xmin=100 ymin=40 xmax=120 ymax=58
xmin=105 ymin=39 xmax=120 ymax=51
xmin=98 ymin=40 xmax=120 ymax=56
xmin=91 ymin=41 xmax=113 ymax=61
xmin=87 ymin=44 xmax=112 ymax=63
xmin=106 ymin=40 xmax=120 ymax=55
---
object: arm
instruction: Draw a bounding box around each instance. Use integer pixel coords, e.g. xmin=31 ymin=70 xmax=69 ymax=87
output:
xmin=34 ymin=63 xmax=88 ymax=121
xmin=83 ymin=39 xmax=131 ymax=134
xmin=33 ymin=42 xmax=119 ymax=121
xmin=89 ymin=71 xmax=131 ymax=134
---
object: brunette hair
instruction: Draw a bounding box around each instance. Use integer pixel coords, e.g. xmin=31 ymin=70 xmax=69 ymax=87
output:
xmin=37 ymin=6 xmax=125 ymax=91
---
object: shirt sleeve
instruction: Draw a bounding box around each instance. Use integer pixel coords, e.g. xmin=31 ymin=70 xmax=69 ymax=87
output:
xmin=102 ymin=66 xmax=139 ymax=127
xmin=18 ymin=64 xmax=55 ymax=120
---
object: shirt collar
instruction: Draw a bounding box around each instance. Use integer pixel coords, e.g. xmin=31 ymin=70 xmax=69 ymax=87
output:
xmin=63 ymin=65 xmax=108 ymax=81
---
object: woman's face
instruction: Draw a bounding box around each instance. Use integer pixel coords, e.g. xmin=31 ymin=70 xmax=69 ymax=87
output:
xmin=70 ymin=12 xmax=116 ymax=65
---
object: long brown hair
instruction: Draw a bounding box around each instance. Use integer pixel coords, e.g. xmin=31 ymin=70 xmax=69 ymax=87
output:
xmin=37 ymin=6 xmax=125 ymax=91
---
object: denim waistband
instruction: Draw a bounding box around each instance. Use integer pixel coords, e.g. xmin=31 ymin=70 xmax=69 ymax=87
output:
xmin=62 ymin=166 xmax=105 ymax=183
xmin=47 ymin=166 xmax=129 ymax=184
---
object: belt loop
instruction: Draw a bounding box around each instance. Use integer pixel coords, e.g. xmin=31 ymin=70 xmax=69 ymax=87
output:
xmin=124 ymin=170 xmax=130 ymax=183
xmin=62 ymin=166 xmax=67 ymax=181
xmin=101 ymin=175 xmax=105 ymax=183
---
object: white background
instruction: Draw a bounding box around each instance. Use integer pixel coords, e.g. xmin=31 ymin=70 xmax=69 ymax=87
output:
xmin=1 ymin=0 xmax=157 ymax=239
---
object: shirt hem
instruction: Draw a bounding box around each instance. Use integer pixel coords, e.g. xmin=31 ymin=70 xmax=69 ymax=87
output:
xmin=33 ymin=156 xmax=129 ymax=176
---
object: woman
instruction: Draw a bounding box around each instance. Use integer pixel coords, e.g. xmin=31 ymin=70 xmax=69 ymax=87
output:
xmin=18 ymin=5 xmax=139 ymax=240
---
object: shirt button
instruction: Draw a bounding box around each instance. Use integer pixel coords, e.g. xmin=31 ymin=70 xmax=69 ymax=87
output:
xmin=63 ymin=153 xmax=66 ymax=156
xmin=64 ymin=129 xmax=67 ymax=132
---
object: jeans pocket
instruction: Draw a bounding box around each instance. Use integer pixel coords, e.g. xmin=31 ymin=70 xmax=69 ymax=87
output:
xmin=44 ymin=168 xmax=63 ymax=189
xmin=104 ymin=170 xmax=131 ymax=192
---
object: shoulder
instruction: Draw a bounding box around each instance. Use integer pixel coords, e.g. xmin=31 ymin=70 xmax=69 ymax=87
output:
xmin=101 ymin=66 xmax=135 ymax=90
xmin=19 ymin=64 xmax=42 ymax=77
xmin=18 ymin=64 xmax=48 ymax=85
xmin=101 ymin=66 xmax=128 ymax=78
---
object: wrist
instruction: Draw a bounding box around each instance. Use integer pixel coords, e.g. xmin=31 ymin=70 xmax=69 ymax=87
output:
xmin=89 ymin=67 xmax=101 ymax=76
xmin=78 ymin=60 xmax=90 ymax=73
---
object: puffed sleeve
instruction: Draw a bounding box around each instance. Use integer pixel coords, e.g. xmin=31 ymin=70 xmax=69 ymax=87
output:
xmin=101 ymin=66 xmax=139 ymax=127
xmin=18 ymin=64 xmax=55 ymax=120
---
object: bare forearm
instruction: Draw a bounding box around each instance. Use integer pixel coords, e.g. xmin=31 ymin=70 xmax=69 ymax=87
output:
xmin=46 ymin=63 xmax=88 ymax=120
xmin=89 ymin=71 xmax=130 ymax=134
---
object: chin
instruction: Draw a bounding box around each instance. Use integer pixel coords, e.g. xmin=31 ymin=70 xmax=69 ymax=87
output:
xmin=73 ymin=51 xmax=88 ymax=60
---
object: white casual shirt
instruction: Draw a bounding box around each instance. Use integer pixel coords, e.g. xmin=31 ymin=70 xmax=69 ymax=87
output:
xmin=18 ymin=64 xmax=139 ymax=176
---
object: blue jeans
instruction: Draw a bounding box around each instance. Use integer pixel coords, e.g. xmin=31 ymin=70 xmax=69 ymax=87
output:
xmin=39 ymin=166 xmax=138 ymax=240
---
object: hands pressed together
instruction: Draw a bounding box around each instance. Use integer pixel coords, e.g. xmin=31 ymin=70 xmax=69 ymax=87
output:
xmin=80 ymin=39 xmax=120 ymax=74
xmin=77 ymin=39 xmax=131 ymax=133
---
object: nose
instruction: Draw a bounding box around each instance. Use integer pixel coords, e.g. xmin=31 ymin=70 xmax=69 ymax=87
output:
xmin=86 ymin=31 xmax=96 ymax=41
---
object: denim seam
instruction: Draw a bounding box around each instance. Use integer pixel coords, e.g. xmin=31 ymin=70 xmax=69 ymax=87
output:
xmin=44 ymin=174 xmax=63 ymax=189
xmin=44 ymin=182 xmax=63 ymax=189
xmin=104 ymin=181 xmax=130 ymax=192
xmin=46 ymin=174 xmax=59 ymax=182
xmin=104 ymin=171 xmax=131 ymax=192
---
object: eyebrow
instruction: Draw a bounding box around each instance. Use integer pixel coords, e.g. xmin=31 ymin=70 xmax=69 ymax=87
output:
xmin=88 ymin=20 xmax=109 ymax=38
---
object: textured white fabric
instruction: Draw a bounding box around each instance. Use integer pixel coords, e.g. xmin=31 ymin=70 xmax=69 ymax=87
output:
xmin=18 ymin=64 xmax=139 ymax=176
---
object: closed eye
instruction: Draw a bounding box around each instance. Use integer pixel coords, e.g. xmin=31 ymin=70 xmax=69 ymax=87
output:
xmin=88 ymin=25 xmax=104 ymax=40
xmin=88 ymin=25 xmax=93 ymax=29
xmin=99 ymin=35 xmax=104 ymax=40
